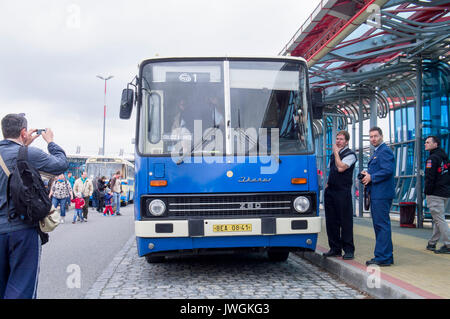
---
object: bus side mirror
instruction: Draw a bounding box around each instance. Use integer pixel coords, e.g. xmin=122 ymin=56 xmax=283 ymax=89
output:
xmin=120 ymin=88 xmax=134 ymax=119
xmin=311 ymin=89 xmax=324 ymax=120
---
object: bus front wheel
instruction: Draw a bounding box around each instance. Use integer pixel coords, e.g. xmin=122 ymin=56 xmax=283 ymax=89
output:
xmin=267 ymin=250 xmax=290 ymax=262
xmin=145 ymin=255 xmax=166 ymax=263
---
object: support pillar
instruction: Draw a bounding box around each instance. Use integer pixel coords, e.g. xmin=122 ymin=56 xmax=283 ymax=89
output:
xmin=358 ymin=89 xmax=364 ymax=217
xmin=415 ymin=60 xmax=424 ymax=228
xmin=322 ymin=114 xmax=328 ymax=195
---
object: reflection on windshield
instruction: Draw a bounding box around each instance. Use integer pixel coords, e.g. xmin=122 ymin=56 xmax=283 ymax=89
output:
xmin=138 ymin=59 xmax=313 ymax=156
xmin=229 ymin=61 xmax=311 ymax=154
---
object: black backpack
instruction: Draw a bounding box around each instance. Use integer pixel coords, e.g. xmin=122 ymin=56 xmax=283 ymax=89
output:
xmin=7 ymin=146 xmax=52 ymax=225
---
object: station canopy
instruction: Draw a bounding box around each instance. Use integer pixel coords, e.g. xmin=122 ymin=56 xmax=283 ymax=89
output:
xmin=279 ymin=0 xmax=450 ymax=125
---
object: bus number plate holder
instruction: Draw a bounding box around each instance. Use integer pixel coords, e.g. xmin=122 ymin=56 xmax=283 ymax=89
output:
xmin=213 ymin=224 xmax=252 ymax=232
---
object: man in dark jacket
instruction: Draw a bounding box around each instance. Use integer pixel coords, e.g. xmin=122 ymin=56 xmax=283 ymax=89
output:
xmin=424 ymin=136 xmax=449 ymax=254
xmin=96 ymin=176 xmax=106 ymax=213
xmin=0 ymin=113 xmax=68 ymax=299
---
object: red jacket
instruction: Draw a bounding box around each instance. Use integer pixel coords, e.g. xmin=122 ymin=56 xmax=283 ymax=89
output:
xmin=71 ymin=197 xmax=85 ymax=209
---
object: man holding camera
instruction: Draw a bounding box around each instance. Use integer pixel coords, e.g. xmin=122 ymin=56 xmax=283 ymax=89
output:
xmin=323 ymin=131 xmax=357 ymax=260
xmin=0 ymin=113 xmax=68 ymax=298
xmin=361 ymin=127 xmax=395 ymax=266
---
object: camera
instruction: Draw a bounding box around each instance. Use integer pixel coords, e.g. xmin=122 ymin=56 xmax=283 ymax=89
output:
xmin=357 ymin=172 xmax=366 ymax=180
xmin=36 ymin=129 xmax=46 ymax=135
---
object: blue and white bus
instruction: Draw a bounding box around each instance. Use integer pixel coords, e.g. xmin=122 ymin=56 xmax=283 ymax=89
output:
xmin=120 ymin=56 xmax=320 ymax=263
xmin=85 ymin=156 xmax=135 ymax=205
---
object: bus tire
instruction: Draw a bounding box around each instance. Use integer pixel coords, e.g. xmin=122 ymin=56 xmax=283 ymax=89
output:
xmin=267 ymin=250 xmax=289 ymax=262
xmin=145 ymin=255 xmax=166 ymax=263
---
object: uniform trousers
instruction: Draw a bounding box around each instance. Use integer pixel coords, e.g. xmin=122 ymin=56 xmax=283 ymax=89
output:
xmin=370 ymin=199 xmax=394 ymax=263
xmin=324 ymin=187 xmax=355 ymax=254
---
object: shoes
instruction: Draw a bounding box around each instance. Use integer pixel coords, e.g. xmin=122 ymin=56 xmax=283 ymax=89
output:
xmin=342 ymin=252 xmax=354 ymax=260
xmin=426 ymin=243 xmax=436 ymax=251
xmin=434 ymin=245 xmax=450 ymax=254
xmin=60 ymin=218 xmax=65 ymax=224
xmin=323 ymin=250 xmax=341 ymax=258
xmin=72 ymin=221 xmax=76 ymax=224
xmin=365 ymin=258 xmax=393 ymax=267
xmin=116 ymin=212 xmax=122 ymax=216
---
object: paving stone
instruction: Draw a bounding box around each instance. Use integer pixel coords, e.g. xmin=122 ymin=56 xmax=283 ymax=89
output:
xmin=84 ymin=238 xmax=369 ymax=299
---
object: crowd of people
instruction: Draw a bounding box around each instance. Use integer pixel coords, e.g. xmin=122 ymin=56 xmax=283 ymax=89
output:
xmin=45 ymin=170 xmax=123 ymax=223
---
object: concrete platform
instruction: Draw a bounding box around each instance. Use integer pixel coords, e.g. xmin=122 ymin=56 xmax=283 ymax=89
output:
xmin=295 ymin=213 xmax=450 ymax=299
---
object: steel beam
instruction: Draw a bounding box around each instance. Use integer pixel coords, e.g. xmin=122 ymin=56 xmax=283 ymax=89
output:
xmin=415 ymin=60 xmax=424 ymax=228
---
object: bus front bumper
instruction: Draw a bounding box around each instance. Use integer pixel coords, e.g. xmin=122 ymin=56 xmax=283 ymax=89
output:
xmin=135 ymin=216 xmax=321 ymax=238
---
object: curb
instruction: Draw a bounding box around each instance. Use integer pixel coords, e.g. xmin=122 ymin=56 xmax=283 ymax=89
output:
xmin=295 ymin=250 xmax=425 ymax=299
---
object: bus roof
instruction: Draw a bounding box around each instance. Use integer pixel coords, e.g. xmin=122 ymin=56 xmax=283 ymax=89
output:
xmin=86 ymin=156 xmax=134 ymax=166
xmin=139 ymin=55 xmax=308 ymax=65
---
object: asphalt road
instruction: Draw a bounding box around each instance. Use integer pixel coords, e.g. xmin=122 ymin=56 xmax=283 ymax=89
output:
xmin=36 ymin=204 xmax=135 ymax=299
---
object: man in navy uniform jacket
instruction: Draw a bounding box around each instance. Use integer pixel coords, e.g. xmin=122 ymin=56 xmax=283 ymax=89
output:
xmin=361 ymin=127 xmax=395 ymax=266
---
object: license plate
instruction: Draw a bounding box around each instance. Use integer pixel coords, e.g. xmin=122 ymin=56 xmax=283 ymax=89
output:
xmin=213 ymin=224 xmax=252 ymax=232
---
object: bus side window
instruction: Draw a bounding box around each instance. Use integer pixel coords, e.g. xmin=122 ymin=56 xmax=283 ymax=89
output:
xmin=128 ymin=166 xmax=134 ymax=178
xmin=148 ymin=93 xmax=162 ymax=143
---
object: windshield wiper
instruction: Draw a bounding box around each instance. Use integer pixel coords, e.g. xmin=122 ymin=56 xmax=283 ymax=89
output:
xmin=236 ymin=105 xmax=280 ymax=163
xmin=235 ymin=127 xmax=281 ymax=164
xmin=176 ymin=127 xmax=217 ymax=165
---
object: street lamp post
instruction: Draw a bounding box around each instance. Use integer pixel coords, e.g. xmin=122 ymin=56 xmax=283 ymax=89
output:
xmin=96 ymin=75 xmax=113 ymax=156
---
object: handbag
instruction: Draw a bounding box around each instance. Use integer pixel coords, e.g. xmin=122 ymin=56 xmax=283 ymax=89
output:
xmin=39 ymin=205 xmax=60 ymax=232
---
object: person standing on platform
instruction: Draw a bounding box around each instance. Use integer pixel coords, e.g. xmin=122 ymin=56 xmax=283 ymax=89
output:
xmin=110 ymin=171 xmax=122 ymax=216
xmin=66 ymin=171 xmax=75 ymax=212
xmin=361 ymin=127 xmax=395 ymax=266
xmin=323 ymin=130 xmax=357 ymax=260
xmin=71 ymin=193 xmax=85 ymax=224
xmin=67 ymin=172 xmax=75 ymax=195
xmin=96 ymin=176 xmax=107 ymax=213
xmin=48 ymin=173 xmax=72 ymax=224
xmin=73 ymin=171 xmax=93 ymax=221
xmin=103 ymin=189 xmax=114 ymax=216
xmin=424 ymin=136 xmax=450 ymax=254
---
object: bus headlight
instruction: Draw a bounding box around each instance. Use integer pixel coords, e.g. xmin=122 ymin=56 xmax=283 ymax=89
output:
xmin=293 ymin=196 xmax=310 ymax=213
xmin=148 ymin=199 xmax=166 ymax=216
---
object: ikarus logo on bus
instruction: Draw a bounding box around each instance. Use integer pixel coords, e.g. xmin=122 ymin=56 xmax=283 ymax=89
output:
xmin=238 ymin=177 xmax=272 ymax=183
xmin=178 ymin=73 xmax=192 ymax=82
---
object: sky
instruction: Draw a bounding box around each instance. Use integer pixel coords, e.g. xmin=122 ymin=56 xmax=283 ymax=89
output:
xmin=0 ymin=0 xmax=322 ymax=157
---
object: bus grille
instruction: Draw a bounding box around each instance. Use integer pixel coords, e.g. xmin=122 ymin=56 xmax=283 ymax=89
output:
xmin=166 ymin=194 xmax=297 ymax=217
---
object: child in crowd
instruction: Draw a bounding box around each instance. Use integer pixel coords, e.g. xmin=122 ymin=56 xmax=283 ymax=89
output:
xmin=103 ymin=189 xmax=114 ymax=216
xmin=71 ymin=192 xmax=85 ymax=223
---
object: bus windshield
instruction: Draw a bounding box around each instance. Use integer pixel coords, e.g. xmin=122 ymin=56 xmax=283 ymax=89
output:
xmin=86 ymin=163 xmax=124 ymax=179
xmin=138 ymin=58 xmax=313 ymax=156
